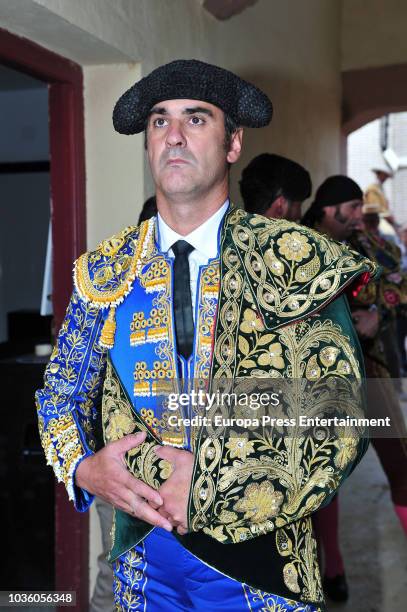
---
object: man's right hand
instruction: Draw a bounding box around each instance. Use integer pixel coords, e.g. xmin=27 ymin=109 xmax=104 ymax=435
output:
xmin=75 ymin=431 xmax=173 ymax=531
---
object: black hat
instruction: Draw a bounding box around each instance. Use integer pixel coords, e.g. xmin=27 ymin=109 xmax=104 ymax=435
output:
xmin=313 ymin=175 xmax=363 ymax=207
xmin=302 ymin=175 xmax=363 ymax=227
xmin=113 ymin=59 xmax=273 ymax=135
xmin=240 ymin=153 xmax=311 ymax=214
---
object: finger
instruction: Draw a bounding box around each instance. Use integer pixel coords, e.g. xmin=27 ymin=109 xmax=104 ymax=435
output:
xmin=157 ymin=507 xmax=172 ymax=520
xmin=119 ymin=489 xmax=171 ymax=531
xmin=123 ymin=472 xmax=163 ymax=507
xmin=177 ymin=525 xmax=188 ymax=536
xmin=153 ymin=444 xmax=185 ymax=462
xmin=135 ymin=498 xmax=173 ymax=532
xmin=112 ymin=431 xmax=147 ymax=454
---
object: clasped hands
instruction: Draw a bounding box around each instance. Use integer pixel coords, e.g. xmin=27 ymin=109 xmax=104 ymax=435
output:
xmin=75 ymin=431 xmax=194 ymax=535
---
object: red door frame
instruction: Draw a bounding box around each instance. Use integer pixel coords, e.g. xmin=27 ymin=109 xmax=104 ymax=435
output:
xmin=0 ymin=28 xmax=88 ymax=610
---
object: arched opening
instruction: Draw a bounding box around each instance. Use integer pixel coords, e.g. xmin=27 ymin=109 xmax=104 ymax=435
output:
xmin=342 ymin=63 xmax=407 ymax=136
xmin=347 ymin=113 xmax=407 ymax=226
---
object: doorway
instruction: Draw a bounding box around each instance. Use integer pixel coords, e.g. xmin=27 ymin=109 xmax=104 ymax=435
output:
xmin=0 ymin=27 xmax=88 ymax=610
xmin=0 ymin=63 xmax=53 ymax=591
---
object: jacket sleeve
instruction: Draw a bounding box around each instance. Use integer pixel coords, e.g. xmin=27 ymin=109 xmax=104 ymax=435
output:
xmin=35 ymin=289 xmax=107 ymax=511
xmin=187 ymin=294 xmax=369 ymax=543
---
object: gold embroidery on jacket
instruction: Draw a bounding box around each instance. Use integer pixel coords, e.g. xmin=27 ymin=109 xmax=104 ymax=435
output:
xmin=193 ymin=261 xmax=220 ymax=381
xmin=102 ymin=360 xmax=170 ymax=489
xmin=187 ymin=210 xmax=373 ymax=604
xmin=71 ymin=210 xmax=373 ymax=605
xmin=227 ymin=209 xmax=376 ymax=328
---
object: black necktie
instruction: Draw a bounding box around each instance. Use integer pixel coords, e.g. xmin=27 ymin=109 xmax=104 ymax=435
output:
xmin=171 ymin=240 xmax=194 ymax=359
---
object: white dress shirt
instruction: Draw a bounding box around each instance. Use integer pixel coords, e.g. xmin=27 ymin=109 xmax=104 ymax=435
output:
xmin=157 ymin=200 xmax=229 ymax=317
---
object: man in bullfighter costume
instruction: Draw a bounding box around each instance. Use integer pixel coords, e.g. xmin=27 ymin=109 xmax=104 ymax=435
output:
xmin=36 ymin=60 xmax=377 ymax=611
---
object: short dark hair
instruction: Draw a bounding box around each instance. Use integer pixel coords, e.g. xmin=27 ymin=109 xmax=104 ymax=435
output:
xmin=240 ymin=153 xmax=312 ymax=215
xmin=224 ymin=113 xmax=239 ymax=149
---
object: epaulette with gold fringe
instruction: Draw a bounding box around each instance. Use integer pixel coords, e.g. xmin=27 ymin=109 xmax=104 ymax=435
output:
xmin=73 ymin=218 xmax=155 ymax=348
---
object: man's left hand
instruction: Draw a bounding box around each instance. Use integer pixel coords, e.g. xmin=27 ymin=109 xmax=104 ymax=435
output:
xmin=153 ymin=445 xmax=195 ymax=536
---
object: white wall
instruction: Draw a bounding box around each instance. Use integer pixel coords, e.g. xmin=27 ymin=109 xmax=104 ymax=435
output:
xmin=83 ymin=64 xmax=143 ymax=250
xmin=347 ymin=120 xmax=383 ymax=191
xmin=347 ymin=113 xmax=407 ymax=227
xmin=1 ymin=0 xmax=343 ymax=210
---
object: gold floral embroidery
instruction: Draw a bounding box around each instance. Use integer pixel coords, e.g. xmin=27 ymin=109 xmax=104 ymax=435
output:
xmin=187 ymin=209 xmax=372 ymax=606
xmin=113 ymin=543 xmax=147 ymax=609
xmin=36 ymin=290 xmax=106 ymax=500
xmin=319 ymin=346 xmax=340 ymax=367
xmin=275 ymin=519 xmax=323 ymax=602
xmin=257 ymin=342 xmax=285 ymax=369
xmin=243 ymin=585 xmax=314 ymax=612
xmin=234 ymin=481 xmax=284 ymax=523
xmin=277 ymin=231 xmax=312 ymax=263
xmin=228 ymin=211 xmax=378 ymax=328
xmin=105 ymin=412 xmax=135 ymax=442
xmin=240 ymin=308 xmax=265 ymax=333
xmin=225 ymin=433 xmax=255 ymax=461
xmin=334 ymin=436 xmax=358 ymax=469
xmin=103 ymin=359 xmax=140 ymax=443
xmin=283 ymin=563 xmax=300 ymax=593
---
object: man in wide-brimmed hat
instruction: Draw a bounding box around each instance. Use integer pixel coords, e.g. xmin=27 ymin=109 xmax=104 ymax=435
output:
xmin=365 ymin=163 xmax=401 ymax=243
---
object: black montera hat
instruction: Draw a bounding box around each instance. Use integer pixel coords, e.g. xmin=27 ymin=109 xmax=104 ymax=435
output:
xmin=302 ymin=175 xmax=363 ymax=227
xmin=113 ymin=59 xmax=273 ymax=135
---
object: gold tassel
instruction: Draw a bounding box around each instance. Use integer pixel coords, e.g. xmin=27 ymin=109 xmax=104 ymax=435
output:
xmin=100 ymin=306 xmax=117 ymax=349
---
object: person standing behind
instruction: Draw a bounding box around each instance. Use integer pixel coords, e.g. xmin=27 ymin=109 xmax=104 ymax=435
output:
xmin=365 ymin=165 xmax=393 ymax=215
xmin=303 ymin=175 xmax=407 ymax=602
xmin=365 ymin=164 xmax=399 ymax=244
xmin=240 ymin=153 xmax=311 ymax=222
xmin=359 ymin=202 xmax=407 ymax=383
